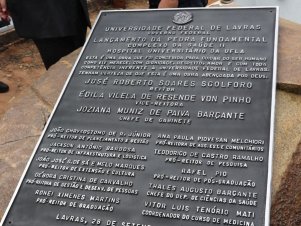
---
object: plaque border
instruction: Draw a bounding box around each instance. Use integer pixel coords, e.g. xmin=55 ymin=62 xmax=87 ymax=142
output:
xmin=265 ymin=6 xmax=279 ymax=226
xmin=0 ymin=7 xmax=279 ymax=226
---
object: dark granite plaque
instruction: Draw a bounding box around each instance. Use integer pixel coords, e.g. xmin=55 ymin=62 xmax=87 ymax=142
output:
xmin=1 ymin=7 xmax=278 ymax=226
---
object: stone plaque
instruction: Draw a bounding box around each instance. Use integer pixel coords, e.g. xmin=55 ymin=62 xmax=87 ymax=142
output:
xmin=1 ymin=7 xmax=278 ymax=226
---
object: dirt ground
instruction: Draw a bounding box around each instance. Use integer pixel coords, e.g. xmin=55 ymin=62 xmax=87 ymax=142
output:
xmin=0 ymin=40 xmax=45 ymax=117
xmin=0 ymin=0 xmax=216 ymax=119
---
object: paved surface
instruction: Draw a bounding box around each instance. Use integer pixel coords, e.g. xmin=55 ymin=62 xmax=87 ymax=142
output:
xmin=0 ymin=1 xmax=301 ymax=224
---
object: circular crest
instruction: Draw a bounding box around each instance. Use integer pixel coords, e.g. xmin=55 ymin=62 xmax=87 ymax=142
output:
xmin=173 ymin=11 xmax=193 ymax=25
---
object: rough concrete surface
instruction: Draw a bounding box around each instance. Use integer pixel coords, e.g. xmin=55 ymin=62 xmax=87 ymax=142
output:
xmin=272 ymin=91 xmax=301 ymax=198
xmin=271 ymin=142 xmax=301 ymax=226
xmin=277 ymin=19 xmax=301 ymax=93
xmin=0 ymin=50 xmax=79 ymax=218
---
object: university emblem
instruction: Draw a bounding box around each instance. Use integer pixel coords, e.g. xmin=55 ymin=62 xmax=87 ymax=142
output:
xmin=173 ymin=11 xmax=193 ymax=25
